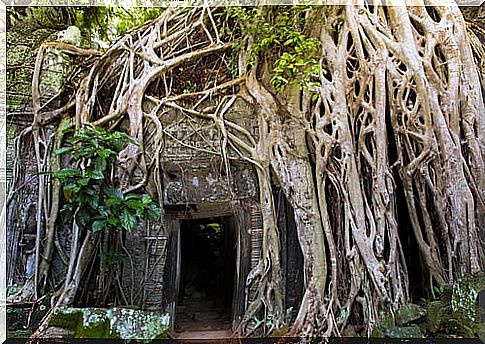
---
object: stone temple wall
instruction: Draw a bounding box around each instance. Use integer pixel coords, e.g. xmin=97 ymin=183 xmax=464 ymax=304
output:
xmin=120 ymin=95 xmax=264 ymax=315
xmin=159 ymin=96 xmax=260 ymax=205
xmin=7 ymin=93 xmax=269 ymax=325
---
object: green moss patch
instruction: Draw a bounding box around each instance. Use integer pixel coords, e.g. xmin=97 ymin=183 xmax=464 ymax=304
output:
xmin=396 ymin=303 xmax=426 ymax=325
xmin=48 ymin=307 xmax=83 ymax=330
xmin=45 ymin=306 xmax=170 ymax=340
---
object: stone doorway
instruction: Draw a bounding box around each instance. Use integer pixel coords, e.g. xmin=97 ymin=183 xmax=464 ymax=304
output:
xmin=174 ymin=216 xmax=237 ymax=333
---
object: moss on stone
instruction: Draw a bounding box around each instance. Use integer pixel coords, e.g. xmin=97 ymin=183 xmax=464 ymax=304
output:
xmin=372 ymin=308 xmax=396 ymax=337
xmin=48 ymin=307 xmax=83 ymax=330
xmin=384 ymin=325 xmax=424 ymax=338
xmin=451 ymin=273 xmax=484 ymax=331
xmin=396 ymin=303 xmax=426 ymax=325
xmin=108 ymin=308 xmax=170 ymax=340
xmin=371 ymin=327 xmax=385 ymax=338
xmin=45 ymin=307 xmax=170 ymax=339
xmin=426 ymin=300 xmax=446 ymax=334
xmin=75 ymin=309 xmax=111 ymax=338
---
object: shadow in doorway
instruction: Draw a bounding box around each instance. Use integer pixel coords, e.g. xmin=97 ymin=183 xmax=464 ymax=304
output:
xmin=175 ymin=216 xmax=236 ymax=333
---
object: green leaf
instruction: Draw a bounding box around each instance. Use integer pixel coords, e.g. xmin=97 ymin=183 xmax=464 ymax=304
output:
xmin=106 ymin=197 xmax=123 ymax=206
xmin=53 ymin=146 xmax=73 ymax=156
xmin=141 ymin=194 xmax=152 ymax=205
xmin=120 ymin=209 xmax=137 ymax=231
xmin=104 ymin=187 xmax=124 ymax=200
xmin=86 ymin=192 xmax=99 ymax=209
xmin=83 ymin=187 xmax=98 ymax=196
xmin=124 ymin=193 xmax=141 ymax=201
xmin=94 ymin=157 xmax=107 ymax=173
xmin=53 ymin=168 xmax=81 ymax=181
xmin=97 ymin=206 xmax=110 ymax=217
xmin=77 ymin=178 xmax=90 ymax=186
xmin=147 ymin=204 xmax=161 ymax=221
xmin=92 ymin=220 xmax=107 ymax=233
xmin=107 ymin=217 xmax=119 ymax=226
xmin=62 ymin=127 xmax=75 ymax=135
xmin=64 ymin=183 xmax=81 ymax=193
xmin=97 ymin=148 xmax=116 ymax=159
xmin=283 ymin=38 xmax=294 ymax=46
xmin=125 ymin=199 xmax=144 ymax=209
xmin=76 ymin=209 xmax=91 ymax=228
xmin=86 ymin=169 xmax=104 ymax=180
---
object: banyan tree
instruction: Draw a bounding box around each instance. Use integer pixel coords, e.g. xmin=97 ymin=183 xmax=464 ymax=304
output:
xmin=6 ymin=1 xmax=484 ymax=339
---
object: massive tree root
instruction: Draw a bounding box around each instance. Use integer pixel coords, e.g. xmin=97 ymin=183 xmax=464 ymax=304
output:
xmin=7 ymin=1 xmax=484 ymax=338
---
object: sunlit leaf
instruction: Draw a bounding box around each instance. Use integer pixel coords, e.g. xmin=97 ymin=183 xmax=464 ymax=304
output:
xmin=92 ymin=220 xmax=107 ymax=233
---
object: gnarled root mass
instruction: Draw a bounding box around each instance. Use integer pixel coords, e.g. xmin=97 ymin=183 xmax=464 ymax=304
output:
xmin=8 ymin=1 xmax=483 ymax=338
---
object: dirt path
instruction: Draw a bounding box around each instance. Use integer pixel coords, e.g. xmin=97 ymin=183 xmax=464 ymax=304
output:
xmin=175 ymin=299 xmax=231 ymax=332
xmin=175 ymin=329 xmax=234 ymax=343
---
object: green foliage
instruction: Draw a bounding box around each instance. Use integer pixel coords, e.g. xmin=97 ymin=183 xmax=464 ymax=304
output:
xmin=52 ymin=126 xmax=160 ymax=233
xmin=75 ymin=6 xmax=162 ymax=47
xmin=227 ymin=7 xmax=323 ymax=92
xmin=376 ymin=275 xmax=485 ymax=338
xmin=450 ymin=274 xmax=484 ymax=332
xmin=396 ymin=304 xmax=426 ymax=326
xmin=183 ymin=81 xmax=197 ymax=94
xmin=111 ymin=6 xmax=161 ymax=36
xmin=26 ymin=7 xmax=77 ymax=30
xmin=198 ymin=223 xmax=222 ymax=241
xmin=101 ymin=251 xmax=125 ymax=265
xmin=246 ymin=313 xmax=279 ymax=336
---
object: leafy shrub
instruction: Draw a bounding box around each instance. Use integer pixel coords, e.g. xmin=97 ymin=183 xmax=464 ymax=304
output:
xmin=227 ymin=7 xmax=323 ymax=92
xmin=52 ymin=126 xmax=160 ymax=233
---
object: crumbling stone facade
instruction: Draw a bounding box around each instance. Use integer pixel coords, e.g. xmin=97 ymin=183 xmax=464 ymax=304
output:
xmin=7 ymin=96 xmax=304 ymax=333
xmin=119 ymin=96 xmax=303 ymax=331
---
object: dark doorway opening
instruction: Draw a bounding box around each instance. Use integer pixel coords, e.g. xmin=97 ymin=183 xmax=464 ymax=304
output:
xmin=175 ymin=216 xmax=236 ymax=332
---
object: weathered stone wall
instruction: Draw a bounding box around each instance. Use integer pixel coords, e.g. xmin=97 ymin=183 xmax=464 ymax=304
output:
xmin=6 ymin=122 xmax=72 ymax=287
xmin=142 ymin=222 xmax=168 ymax=309
xmin=120 ymin=222 xmax=148 ymax=307
xmin=160 ymin=96 xmax=259 ymax=205
xmin=159 ymin=97 xmax=258 ymax=163
xmin=7 ymin=67 xmax=266 ymax=323
xmin=163 ymin=160 xmax=258 ymax=205
xmin=7 ymin=126 xmax=41 ymax=283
